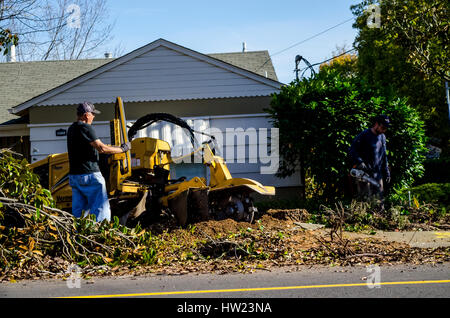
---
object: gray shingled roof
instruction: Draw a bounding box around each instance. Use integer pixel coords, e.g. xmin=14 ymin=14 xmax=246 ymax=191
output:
xmin=0 ymin=50 xmax=278 ymax=125
xmin=208 ymin=51 xmax=278 ymax=82
xmin=0 ymin=58 xmax=113 ymax=124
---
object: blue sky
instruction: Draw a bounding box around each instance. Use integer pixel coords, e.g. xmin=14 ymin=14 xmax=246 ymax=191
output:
xmin=107 ymin=0 xmax=361 ymax=84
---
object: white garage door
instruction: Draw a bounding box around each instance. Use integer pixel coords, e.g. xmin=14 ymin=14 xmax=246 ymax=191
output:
xmin=29 ymin=114 xmax=301 ymax=188
xmin=135 ymin=113 xmax=300 ymax=187
xmin=29 ymin=121 xmax=111 ymax=163
xmin=208 ymin=114 xmax=300 ymax=187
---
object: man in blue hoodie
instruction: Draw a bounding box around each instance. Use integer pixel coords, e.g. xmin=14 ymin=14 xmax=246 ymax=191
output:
xmin=348 ymin=115 xmax=391 ymax=202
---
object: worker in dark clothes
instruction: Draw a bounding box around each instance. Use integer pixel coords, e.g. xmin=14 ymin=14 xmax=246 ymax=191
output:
xmin=348 ymin=115 xmax=391 ymax=203
xmin=67 ymin=102 xmax=130 ymax=222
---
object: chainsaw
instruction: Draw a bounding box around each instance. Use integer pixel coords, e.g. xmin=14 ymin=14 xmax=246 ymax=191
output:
xmin=349 ymin=168 xmax=381 ymax=188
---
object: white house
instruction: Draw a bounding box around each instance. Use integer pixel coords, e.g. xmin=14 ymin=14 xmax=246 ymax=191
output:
xmin=3 ymin=38 xmax=302 ymax=193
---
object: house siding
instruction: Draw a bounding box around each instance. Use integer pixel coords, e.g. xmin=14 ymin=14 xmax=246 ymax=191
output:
xmin=36 ymin=47 xmax=277 ymax=106
xmin=29 ymin=97 xmax=272 ymax=124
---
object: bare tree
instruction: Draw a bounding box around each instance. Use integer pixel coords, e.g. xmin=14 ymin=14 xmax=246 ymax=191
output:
xmin=0 ymin=0 xmax=39 ymax=55
xmin=1 ymin=0 xmax=116 ymax=61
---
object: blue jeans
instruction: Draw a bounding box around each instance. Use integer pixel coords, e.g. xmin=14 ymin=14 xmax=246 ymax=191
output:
xmin=69 ymin=172 xmax=111 ymax=222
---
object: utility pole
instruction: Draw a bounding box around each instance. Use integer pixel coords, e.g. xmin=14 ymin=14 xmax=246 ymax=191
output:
xmin=295 ymin=55 xmax=301 ymax=80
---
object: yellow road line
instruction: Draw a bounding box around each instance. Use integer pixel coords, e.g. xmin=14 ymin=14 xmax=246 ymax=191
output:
xmin=435 ymin=232 xmax=450 ymax=239
xmin=61 ymin=279 xmax=450 ymax=298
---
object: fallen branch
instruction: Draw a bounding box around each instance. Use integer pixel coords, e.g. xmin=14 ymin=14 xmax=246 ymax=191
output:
xmin=345 ymin=253 xmax=385 ymax=259
xmin=0 ymin=195 xmax=151 ymax=271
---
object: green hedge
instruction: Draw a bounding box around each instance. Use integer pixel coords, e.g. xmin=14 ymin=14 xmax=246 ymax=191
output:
xmin=266 ymin=67 xmax=427 ymax=201
xmin=404 ymin=183 xmax=450 ymax=207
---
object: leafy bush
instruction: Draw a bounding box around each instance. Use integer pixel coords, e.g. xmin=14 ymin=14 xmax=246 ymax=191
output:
xmin=404 ymin=183 xmax=450 ymax=208
xmin=266 ymin=67 xmax=427 ymax=201
xmin=0 ymin=150 xmax=54 ymax=210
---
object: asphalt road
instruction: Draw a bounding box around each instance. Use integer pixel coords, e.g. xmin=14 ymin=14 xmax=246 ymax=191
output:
xmin=1 ymin=263 xmax=449 ymax=299
xmin=1 ymin=264 xmax=448 ymax=316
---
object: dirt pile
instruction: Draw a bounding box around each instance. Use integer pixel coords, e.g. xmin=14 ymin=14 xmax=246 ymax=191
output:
xmin=195 ymin=208 xmax=310 ymax=236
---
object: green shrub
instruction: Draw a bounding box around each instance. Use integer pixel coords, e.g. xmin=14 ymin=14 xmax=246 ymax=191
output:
xmin=0 ymin=150 xmax=54 ymax=215
xmin=405 ymin=183 xmax=450 ymax=207
xmin=266 ymin=67 xmax=427 ymax=201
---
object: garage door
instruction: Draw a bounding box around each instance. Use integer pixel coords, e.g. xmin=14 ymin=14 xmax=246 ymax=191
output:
xmin=29 ymin=115 xmax=301 ymax=188
xmin=134 ymin=113 xmax=300 ymax=187
xmin=208 ymin=114 xmax=300 ymax=187
xmin=29 ymin=122 xmax=110 ymax=163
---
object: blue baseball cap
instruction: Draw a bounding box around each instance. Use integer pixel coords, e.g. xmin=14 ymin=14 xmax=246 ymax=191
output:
xmin=375 ymin=114 xmax=391 ymax=127
xmin=77 ymin=101 xmax=101 ymax=115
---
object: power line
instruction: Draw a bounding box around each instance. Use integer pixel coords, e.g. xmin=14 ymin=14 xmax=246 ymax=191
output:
xmin=256 ymin=17 xmax=355 ymax=72
xmin=272 ymin=17 xmax=355 ymax=57
xmin=295 ymin=47 xmax=357 ymax=79
xmin=299 ymin=47 xmax=357 ymax=72
xmin=294 ymin=48 xmax=356 ymax=80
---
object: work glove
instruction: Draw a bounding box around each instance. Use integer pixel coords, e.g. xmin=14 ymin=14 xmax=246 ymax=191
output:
xmin=356 ymin=162 xmax=368 ymax=171
xmin=120 ymin=142 xmax=131 ymax=152
xmin=385 ymin=175 xmax=391 ymax=184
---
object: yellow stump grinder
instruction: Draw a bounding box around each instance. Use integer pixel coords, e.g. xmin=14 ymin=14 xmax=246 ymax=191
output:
xmin=30 ymin=97 xmax=275 ymax=227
